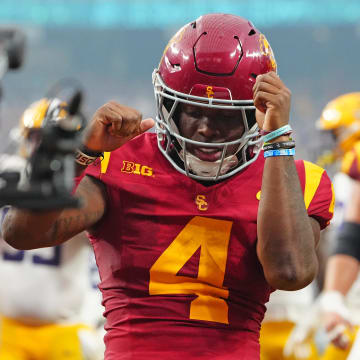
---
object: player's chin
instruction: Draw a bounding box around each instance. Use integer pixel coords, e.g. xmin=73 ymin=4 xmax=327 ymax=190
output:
xmin=192 ymin=147 xmax=223 ymax=162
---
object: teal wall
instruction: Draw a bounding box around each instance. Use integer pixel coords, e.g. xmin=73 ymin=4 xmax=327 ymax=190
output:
xmin=1 ymin=0 xmax=360 ymax=29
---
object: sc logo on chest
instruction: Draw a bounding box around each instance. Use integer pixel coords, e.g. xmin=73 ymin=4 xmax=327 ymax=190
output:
xmin=195 ymin=195 xmax=208 ymax=211
xmin=121 ymin=161 xmax=153 ymax=177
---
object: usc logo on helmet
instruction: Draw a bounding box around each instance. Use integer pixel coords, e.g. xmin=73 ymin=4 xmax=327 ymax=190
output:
xmin=206 ymin=86 xmax=214 ymax=98
xmin=121 ymin=161 xmax=153 ymax=177
xmin=195 ymin=195 xmax=208 ymax=211
xmin=259 ymin=34 xmax=277 ymax=72
xmin=159 ymin=26 xmax=186 ymax=66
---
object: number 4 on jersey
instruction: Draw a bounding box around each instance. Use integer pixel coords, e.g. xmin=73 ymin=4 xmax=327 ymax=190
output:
xmin=149 ymin=216 xmax=233 ymax=324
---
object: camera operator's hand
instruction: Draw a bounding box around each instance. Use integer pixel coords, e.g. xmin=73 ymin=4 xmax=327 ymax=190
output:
xmin=82 ymin=101 xmax=155 ymax=152
xmin=252 ymin=71 xmax=291 ymax=132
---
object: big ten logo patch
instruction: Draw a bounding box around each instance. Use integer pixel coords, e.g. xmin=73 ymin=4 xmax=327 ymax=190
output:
xmin=195 ymin=195 xmax=208 ymax=211
xmin=121 ymin=161 xmax=153 ymax=177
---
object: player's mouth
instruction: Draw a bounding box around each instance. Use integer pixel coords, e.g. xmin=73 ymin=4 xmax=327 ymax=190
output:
xmin=193 ymin=147 xmax=222 ymax=162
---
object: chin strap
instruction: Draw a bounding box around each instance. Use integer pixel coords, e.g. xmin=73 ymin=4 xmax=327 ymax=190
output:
xmin=179 ymin=149 xmax=239 ymax=177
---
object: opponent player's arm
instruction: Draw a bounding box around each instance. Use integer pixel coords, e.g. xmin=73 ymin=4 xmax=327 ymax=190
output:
xmin=2 ymin=175 xmax=106 ymax=249
xmin=319 ymin=180 xmax=360 ymax=348
xmin=320 ymin=253 xmax=358 ymax=350
xmin=324 ymin=179 xmax=360 ymax=294
xmin=253 ymin=72 xmax=320 ymax=291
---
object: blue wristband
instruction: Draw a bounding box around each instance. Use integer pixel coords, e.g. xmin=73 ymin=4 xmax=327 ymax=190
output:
xmin=263 ymin=148 xmax=295 ymax=158
xmin=262 ymin=125 xmax=292 ymax=143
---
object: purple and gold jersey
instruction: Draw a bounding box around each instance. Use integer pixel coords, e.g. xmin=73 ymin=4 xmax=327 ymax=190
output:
xmin=84 ymin=133 xmax=334 ymax=360
xmin=341 ymin=141 xmax=360 ymax=181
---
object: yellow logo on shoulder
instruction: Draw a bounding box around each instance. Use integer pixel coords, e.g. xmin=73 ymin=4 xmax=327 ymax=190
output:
xmin=121 ymin=161 xmax=153 ymax=177
xmin=195 ymin=195 xmax=208 ymax=211
xmin=256 ymin=190 xmax=261 ymax=200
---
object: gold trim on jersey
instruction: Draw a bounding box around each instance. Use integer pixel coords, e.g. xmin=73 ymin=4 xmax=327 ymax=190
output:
xmin=303 ymin=161 xmax=325 ymax=210
xmin=101 ymin=152 xmax=111 ymax=174
xmin=256 ymin=161 xmax=333 ymax=215
xmin=256 ymin=190 xmax=261 ymax=200
xmin=329 ymin=182 xmax=335 ymax=214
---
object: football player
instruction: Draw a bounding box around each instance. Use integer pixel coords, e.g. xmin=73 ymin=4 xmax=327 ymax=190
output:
xmin=316 ymin=93 xmax=360 ymax=360
xmin=2 ymin=14 xmax=334 ymax=360
xmin=283 ymin=93 xmax=360 ymax=360
xmin=0 ymin=98 xmax=105 ymax=360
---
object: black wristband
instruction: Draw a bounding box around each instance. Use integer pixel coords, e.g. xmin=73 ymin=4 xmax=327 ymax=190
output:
xmin=332 ymin=222 xmax=360 ymax=262
xmin=79 ymin=145 xmax=103 ymax=158
xmin=263 ymin=140 xmax=296 ymax=151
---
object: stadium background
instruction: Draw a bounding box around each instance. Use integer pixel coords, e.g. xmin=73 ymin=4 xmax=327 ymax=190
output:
xmin=0 ymin=0 xmax=359 ymax=161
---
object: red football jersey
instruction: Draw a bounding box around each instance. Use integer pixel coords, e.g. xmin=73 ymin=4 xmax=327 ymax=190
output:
xmin=84 ymin=133 xmax=334 ymax=360
xmin=341 ymin=141 xmax=360 ymax=181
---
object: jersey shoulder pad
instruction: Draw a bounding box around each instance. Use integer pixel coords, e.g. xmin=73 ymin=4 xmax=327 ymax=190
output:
xmin=341 ymin=142 xmax=360 ymax=181
xmin=296 ymin=160 xmax=334 ymax=229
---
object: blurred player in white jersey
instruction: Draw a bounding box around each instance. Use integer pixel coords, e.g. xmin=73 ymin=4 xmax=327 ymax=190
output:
xmin=316 ymin=93 xmax=360 ymax=360
xmin=0 ymin=98 xmax=105 ymax=360
xmin=284 ymin=93 xmax=360 ymax=360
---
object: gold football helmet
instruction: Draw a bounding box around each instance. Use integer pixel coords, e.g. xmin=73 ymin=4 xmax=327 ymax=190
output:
xmin=18 ymin=98 xmax=68 ymax=158
xmin=317 ymin=93 xmax=360 ymax=163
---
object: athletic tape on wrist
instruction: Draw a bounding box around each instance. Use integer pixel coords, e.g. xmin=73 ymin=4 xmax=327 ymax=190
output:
xmin=319 ymin=291 xmax=351 ymax=321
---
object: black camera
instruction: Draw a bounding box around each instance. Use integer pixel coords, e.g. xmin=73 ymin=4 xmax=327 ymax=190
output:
xmin=0 ymin=88 xmax=86 ymax=210
xmin=0 ymin=27 xmax=26 ymax=79
xmin=0 ymin=28 xmax=86 ymax=210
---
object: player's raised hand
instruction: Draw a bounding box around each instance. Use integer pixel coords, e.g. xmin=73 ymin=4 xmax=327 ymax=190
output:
xmin=252 ymin=71 xmax=291 ymax=132
xmin=82 ymin=101 xmax=155 ymax=152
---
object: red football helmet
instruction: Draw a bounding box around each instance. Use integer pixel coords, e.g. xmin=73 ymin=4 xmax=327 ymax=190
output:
xmin=153 ymin=13 xmax=277 ymax=181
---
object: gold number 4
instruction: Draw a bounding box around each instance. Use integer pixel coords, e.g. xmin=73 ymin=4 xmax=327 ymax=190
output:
xmin=149 ymin=216 xmax=233 ymax=324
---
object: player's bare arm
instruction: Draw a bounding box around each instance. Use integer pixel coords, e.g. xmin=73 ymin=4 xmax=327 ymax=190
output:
xmin=254 ymin=72 xmax=320 ymax=291
xmin=82 ymin=101 xmax=155 ymax=153
xmin=3 ymin=176 xmax=106 ymax=249
xmin=2 ymin=101 xmax=154 ymax=250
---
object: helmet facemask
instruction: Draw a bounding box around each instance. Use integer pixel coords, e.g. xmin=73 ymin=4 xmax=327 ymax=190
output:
xmin=153 ymin=70 xmax=262 ymax=181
